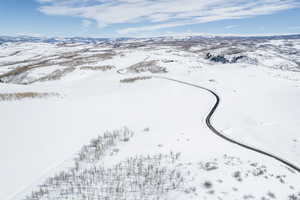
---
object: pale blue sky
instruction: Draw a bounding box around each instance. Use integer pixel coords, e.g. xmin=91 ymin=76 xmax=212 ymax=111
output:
xmin=1 ymin=0 xmax=300 ymax=37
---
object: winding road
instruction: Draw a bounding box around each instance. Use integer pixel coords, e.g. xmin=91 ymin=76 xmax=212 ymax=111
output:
xmin=152 ymin=76 xmax=300 ymax=173
xmin=118 ymin=69 xmax=300 ymax=173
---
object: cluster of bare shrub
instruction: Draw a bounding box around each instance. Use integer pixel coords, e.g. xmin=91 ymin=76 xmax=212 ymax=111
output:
xmin=23 ymin=127 xmax=186 ymax=200
xmin=127 ymin=60 xmax=167 ymax=73
xmin=0 ymin=49 xmax=117 ymax=84
xmin=75 ymin=127 xmax=134 ymax=164
xmin=30 ymin=67 xmax=76 ymax=84
xmin=120 ymin=76 xmax=152 ymax=83
xmin=25 ymin=153 xmax=184 ymax=200
xmin=0 ymin=92 xmax=60 ymax=101
xmin=80 ymin=65 xmax=115 ymax=71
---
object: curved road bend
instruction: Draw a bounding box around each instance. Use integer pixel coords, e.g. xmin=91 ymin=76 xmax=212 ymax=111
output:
xmin=150 ymin=75 xmax=300 ymax=173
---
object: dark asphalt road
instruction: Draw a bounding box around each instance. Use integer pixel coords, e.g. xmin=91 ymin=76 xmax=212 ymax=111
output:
xmin=153 ymin=76 xmax=300 ymax=173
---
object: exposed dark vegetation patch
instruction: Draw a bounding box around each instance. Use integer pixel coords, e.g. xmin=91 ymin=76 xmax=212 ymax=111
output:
xmin=232 ymin=171 xmax=243 ymax=182
xmin=0 ymin=62 xmax=47 ymax=82
xmin=0 ymin=50 xmax=117 ymax=84
xmin=243 ymin=194 xmax=255 ymax=199
xmin=120 ymin=76 xmax=152 ymax=83
xmin=0 ymin=92 xmax=60 ymax=101
xmin=80 ymin=65 xmax=115 ymax=71
xmin=199 ymin=162 xmax=218 ymax=171
xmin=288 ymin=193 xmax=300 ymax=200
xmin=161 ymin=59 xmax=175 ymax=63
xmin=127 ymin=60 xmax=167 ymax=73
xmin=203 ymin=181 xmax=213 ymax=189
xmin=33 ymin=67 xmax=76 ymax=84
xmin=267 ymin=191 xmax=276 ymax=199
xmin=205 ymin=53 xmax=251 ymax=64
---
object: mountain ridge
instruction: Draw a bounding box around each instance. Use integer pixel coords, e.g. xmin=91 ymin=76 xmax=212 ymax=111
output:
xmin=1 ymin=34 xmax=300 ymax=44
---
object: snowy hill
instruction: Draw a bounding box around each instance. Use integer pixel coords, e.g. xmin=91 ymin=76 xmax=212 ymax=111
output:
xmin=0 ymin=36 xmax=110 ymax=44
xmin=1 ymin=34 xmax=300 ymax=44
xmin=0 ymin=36 xmax=300 ymax=200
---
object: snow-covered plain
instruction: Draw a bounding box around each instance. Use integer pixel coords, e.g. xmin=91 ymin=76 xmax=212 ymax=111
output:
xmin=0 ymin=37 xmax=300 ymax=200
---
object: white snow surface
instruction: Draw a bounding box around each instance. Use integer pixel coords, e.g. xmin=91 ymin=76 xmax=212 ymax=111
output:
xmin=0 ymin=39 xmax=300 ymax=200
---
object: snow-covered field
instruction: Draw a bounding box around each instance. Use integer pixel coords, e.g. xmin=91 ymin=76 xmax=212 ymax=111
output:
xmin=0 ymin=37 xmax=300 ymax=200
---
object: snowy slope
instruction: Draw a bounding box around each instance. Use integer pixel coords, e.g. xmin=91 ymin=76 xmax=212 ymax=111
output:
xmin=0 ymin=37 xmax=300 ymax=200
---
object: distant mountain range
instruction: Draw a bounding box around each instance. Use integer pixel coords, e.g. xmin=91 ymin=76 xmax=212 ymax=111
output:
xmin=1 ymin=34 xmax=300 ymax=44
xmin=0 ymin=36 xmax=111 ymax=44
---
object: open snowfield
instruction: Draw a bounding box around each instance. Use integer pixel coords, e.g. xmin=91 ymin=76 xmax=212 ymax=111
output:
xmin=0 ymin=37 xmax=300 ymax=200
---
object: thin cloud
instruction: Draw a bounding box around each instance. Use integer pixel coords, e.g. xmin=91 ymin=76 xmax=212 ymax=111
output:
xmin=81 ymin=19 xmax=92 ymax=28
xmin=225 ymin=25 xmax=239 ymax=29
xmin=37 ymin=0 xmax=300 ymax=34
